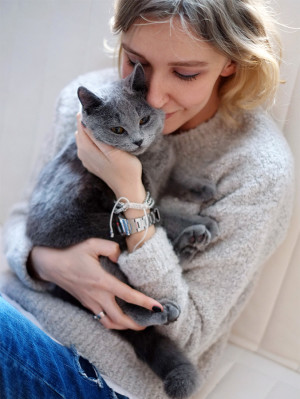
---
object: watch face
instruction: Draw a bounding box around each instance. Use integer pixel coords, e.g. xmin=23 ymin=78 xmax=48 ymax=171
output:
xmin=117 ymin=216 xmax=131 ymax=236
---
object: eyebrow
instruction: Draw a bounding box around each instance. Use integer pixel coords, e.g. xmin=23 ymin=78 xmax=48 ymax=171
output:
xmin=121 ymin=43 xmax=209 ymax=67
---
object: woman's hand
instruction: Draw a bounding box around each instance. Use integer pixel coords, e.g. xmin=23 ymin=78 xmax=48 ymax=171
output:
xmin=75 ymin=113 xmax=145 ymax=201
xmin=28 ymin=239 xmax=163 ymax=330
xmin=75 ymin=113 xmax=155 ymax=251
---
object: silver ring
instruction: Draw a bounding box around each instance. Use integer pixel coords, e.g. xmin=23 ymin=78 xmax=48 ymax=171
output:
xmin=93 ymin=311 xmax=106 ymax=321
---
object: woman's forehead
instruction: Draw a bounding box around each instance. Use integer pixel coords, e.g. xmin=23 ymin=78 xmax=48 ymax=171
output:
xmin=122 ymin=18 xmax=224 ymax=65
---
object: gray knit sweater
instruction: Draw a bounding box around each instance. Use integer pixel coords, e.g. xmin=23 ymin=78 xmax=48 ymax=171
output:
xmin=2 ymin=68 xmax=294 ymax=399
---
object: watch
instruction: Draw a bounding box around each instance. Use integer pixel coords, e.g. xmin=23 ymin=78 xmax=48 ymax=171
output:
xmin=116 ymin=208 xmax=160 ymax=236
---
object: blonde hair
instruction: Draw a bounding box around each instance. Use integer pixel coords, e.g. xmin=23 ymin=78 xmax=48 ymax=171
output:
xmin=111 ymin=0 xmax=282 ymax=124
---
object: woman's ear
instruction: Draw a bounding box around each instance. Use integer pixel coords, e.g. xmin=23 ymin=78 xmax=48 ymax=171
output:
xmin=220 ymin=60 xmax=236 ymax=77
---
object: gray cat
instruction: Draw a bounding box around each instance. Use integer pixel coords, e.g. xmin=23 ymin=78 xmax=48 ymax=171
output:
xmin=26 ymin=64 xmax=218 ymax=398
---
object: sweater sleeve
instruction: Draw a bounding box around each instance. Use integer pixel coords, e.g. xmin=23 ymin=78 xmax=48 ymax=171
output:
xmin=3 ymin=68 xmax=117 ymax=291
xmin=117 ymin=127 xmax=295 ymax=358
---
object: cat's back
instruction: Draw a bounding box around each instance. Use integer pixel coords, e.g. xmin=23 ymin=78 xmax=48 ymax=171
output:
xmin=35 ymin=135 xmax=106 ymax=203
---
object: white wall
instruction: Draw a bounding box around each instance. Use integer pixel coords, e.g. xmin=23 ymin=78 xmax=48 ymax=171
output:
xmin=0 ymin=0 xmax=116 ymax=223
xmin=230 ymin=0 xmax=300 ymax=372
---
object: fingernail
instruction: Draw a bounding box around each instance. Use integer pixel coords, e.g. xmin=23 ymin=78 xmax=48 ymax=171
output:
xmin=81 ymin=120 xmax=86 ymax=128
xmin=152 ymin=306 xmax=162 ymax=313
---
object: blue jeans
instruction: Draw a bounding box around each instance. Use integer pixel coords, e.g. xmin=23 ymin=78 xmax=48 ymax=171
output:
xmin=0 ymin=295 xmax=129 ymax=399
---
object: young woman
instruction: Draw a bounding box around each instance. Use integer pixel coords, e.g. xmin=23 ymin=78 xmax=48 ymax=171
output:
xmin=1 ymin=1 xmax=294 ymax=398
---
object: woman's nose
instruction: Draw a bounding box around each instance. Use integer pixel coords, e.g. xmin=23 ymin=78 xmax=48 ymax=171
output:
xmin=146 ymin=73 xmax=169 ymax=109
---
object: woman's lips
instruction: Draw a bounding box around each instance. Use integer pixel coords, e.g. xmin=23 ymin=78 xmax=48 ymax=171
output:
xmin=165 ymin=112 xmax=176 ymax=120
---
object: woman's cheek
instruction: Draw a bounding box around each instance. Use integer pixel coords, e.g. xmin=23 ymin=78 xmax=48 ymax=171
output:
xmin=120 ymin=58 xmax=132 ymax=79
xmin=121 ymin=65 xmax=128 ymax=79
xmin=186 ymin=84 xmax=213 ymax=108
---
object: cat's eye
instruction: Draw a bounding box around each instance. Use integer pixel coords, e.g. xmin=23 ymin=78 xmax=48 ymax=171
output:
xmin=139 ymin=116 xmax=150 ymax=125
xmin=111 ymin=126 xmax=126 ymax=134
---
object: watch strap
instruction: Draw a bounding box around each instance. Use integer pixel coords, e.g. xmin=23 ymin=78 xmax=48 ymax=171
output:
xmin=116 ymin=208 xmax=160 ymax=236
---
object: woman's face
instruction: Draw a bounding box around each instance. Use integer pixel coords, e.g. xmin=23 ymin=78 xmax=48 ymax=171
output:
xmin=121 ymin=18 xmax=235 ymax=135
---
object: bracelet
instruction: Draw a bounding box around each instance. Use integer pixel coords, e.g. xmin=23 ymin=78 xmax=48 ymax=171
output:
xmin=112 ymin=191 xmax=155 ymax=214
xmin=109 ymin=193 xmax=159 ymax=252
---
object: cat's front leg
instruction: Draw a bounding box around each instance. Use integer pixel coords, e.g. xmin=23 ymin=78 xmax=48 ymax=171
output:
xmin=188 ymin=182 xmax=217 ymax=202
xmin=161 ymin=211 xmax=219 ymax=262
xmin=116 ymin=298 xmax=181 ymax=327
xmin=173 ymin=216 xmax=219 ymax=262
xmin=167 ymin=176 xmax=217 ymax=203
xmin=182 ymin=179 xmax=217 ymax=203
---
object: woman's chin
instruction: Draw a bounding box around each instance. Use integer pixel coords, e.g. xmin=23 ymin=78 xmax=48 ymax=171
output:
xmin=162 ymin=112 xmax=191 ymax=135
xmin=162 ymin=118 xmax=180 ymax=135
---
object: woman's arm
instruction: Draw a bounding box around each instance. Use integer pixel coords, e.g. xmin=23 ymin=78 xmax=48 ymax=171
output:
xmin=76 ymin=115 xmax=294 ymax=354
xmin=118 ymin=165 xmax=294 ymax=352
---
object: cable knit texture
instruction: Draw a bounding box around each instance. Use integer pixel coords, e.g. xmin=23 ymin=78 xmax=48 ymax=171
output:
xmin=2 ymin=68 xmax=295 ymax=399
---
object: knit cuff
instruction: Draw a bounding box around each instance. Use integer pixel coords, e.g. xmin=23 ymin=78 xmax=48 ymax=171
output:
xmin=118 ymin=227 xmax=180 ymax=287
xmin=3 ymin=220 xmax=53 ymax=292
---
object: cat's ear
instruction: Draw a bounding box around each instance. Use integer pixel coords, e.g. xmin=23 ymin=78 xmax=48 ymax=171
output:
xmin=128 ymin=63 xmax=147 ymax=95
xmin=77 ymin=86 xmax=103 ymax=113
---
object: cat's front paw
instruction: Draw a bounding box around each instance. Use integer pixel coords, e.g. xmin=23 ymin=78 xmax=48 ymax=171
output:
xmin=147 ymin=299 xmax=181 ymax=325
xmin=175 ymin=219 xmax=219 ymax=262
xmin=175 ymin=224 xmax=210 ymax=261
xmin=160 ymin=299 xmax=181 ymax=323
xmin=121 ymin=298 xmax=181 ymax=327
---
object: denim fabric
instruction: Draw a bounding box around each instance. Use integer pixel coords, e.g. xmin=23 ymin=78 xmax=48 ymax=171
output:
xmin=0 ymin=295 xmax=129 ymax=399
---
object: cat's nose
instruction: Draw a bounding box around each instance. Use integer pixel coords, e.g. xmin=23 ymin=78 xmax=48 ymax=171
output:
xmin=133 ymin=139 xmax=143 ymax=147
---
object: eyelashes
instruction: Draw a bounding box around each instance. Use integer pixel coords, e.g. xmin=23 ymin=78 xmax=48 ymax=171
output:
xmin=126 ymin=58 xmax=200 ymax=82
xmin=173 ymin=71 xmax=199 ymax=81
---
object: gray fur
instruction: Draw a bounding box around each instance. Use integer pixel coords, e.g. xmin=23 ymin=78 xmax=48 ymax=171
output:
xmin=26 ymin=64 xmax=217 ymax=398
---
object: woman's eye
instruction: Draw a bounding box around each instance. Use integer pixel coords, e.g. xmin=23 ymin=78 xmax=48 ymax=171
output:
xmin=127 ymin=57 xmax=148 ymax=69
xmin=111 ymin=126 xmax=126 ymax=134
xmin=127 ymin=58 xmax=136 ymax=67
xmin=174 ymin=71 xmax=200 ymax=81
xmin=139 ymin=116 xmax=150 ymax=125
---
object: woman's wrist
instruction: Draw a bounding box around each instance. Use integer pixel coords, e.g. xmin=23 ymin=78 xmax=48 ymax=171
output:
xmin=26 ymin=249 xmax=45 ymax=281
xmin=113 ymin=182 xmax=146 ymax=205
xmin=113 ymin=184 xmax=156 ymax=251
xmin=125 ymin=224 xmax=155 ymax=252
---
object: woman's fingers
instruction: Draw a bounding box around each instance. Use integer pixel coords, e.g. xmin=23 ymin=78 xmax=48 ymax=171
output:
xmin=98 ymin=297 xmax=145 ymax=331
xmin=75 ymin=113 xmax=122 ymax=181
xmin=79 ymin=284 xmax=145 ymax=331
xmin=84 ymin=238 xmax=121 ymax=263
xmin=102 ymin=271 xmax=163 ymax=313
xmin=76 ymin=113 xmax=121 ymax=156
xmin=89 ymin=289 xmax=146 ymax=331
xmin=75 ymin=125 xmax=99 ymax=160
xmin=83 ymin=239 xmax=163 ymax=314
xmin=67 ymin=239 xmax=161 ymax=330
xmin=75 ymin=112 xmax=144 ymax=198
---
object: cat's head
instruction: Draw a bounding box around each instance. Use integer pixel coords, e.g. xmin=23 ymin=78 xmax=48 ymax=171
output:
xmin=78 ymin=64 xmax=165 ymax=155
